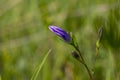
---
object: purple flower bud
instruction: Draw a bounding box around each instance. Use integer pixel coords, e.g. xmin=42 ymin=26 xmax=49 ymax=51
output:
xmin=48 ymin=25 xmax=71 ymax=42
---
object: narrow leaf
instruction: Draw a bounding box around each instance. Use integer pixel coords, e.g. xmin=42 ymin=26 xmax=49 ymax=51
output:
xmin=31 ymin=49 xmax=52 ymax=80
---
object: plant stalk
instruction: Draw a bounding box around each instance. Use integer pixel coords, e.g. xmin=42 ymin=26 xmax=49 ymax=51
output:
xmin=73 ymin=44 xmax=94 ymax=80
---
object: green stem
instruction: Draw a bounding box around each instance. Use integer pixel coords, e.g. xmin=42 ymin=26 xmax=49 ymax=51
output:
xmin=73 ymin=44 xmax=94 ymax=80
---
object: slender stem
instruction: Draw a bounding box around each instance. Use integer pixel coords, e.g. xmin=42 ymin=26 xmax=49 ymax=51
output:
xmin=73 ymin=44 xmax=94 ymax=80
xmin=81 ymin=60 xmax=94 ymax=80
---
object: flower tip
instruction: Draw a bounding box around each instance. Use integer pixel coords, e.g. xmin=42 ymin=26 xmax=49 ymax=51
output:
xmin=48 ymin=25 xmax=58 ymax=31
xmin=48 ymin=25 xmax=56 ymax=29
xmin=48 ymin=25 xmax=53 ymax=30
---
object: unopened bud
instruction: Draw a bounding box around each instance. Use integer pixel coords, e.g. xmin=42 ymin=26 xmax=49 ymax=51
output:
xmin=72 ymin=51 xmax=79 ymax=59
xmin=98 ymin=27 xmax=102 ymax=41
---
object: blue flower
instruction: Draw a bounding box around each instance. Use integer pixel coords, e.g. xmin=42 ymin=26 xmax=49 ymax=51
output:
xmin=49 ymin=25 xmax=71 ymax=42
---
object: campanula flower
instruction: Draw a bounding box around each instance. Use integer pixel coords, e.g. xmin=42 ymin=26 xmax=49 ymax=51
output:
xmin=48 ymin=25 xmax=71 ymax=42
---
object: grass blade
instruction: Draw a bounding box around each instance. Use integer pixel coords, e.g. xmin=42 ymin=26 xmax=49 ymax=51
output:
xmin=31 ymin=49 xmax=52 ymax=80
xmin=0 ymin=75 xmax=1 ymax=80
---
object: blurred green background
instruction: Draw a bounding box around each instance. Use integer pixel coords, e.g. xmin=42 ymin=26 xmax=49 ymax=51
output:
xmin=0 ymin=0 xmax=120 ymax=80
